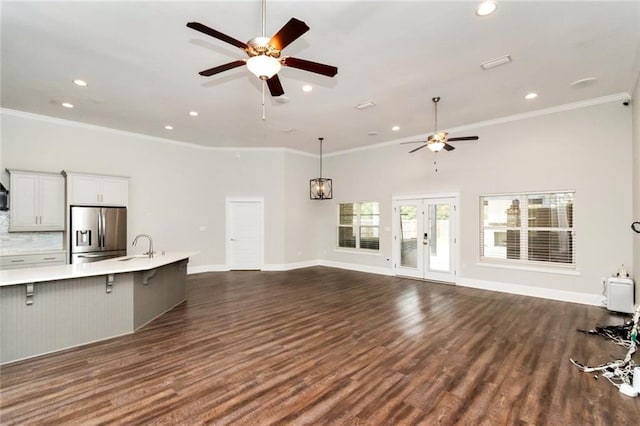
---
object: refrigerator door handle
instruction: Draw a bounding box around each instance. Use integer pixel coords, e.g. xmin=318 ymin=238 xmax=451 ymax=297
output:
xmin=98 ymin=209 xmax=104 ymax=248
xmin=102 ymin=209 xmax=107 ymax=247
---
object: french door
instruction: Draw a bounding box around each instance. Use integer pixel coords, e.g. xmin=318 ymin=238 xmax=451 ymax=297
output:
xmin=392 ymin=196 xmax=457 ymax=283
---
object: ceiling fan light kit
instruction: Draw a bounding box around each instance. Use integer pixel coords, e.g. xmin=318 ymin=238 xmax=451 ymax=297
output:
xmin=428 ymin=141 xmax=445 ymax=152
xmin=310 ymin=137 xmax=332 ymax=200
xmin=246 ymin=55 xmax=281 ymax=80
xmin=404 ymin=97 xmax=479 ymax=155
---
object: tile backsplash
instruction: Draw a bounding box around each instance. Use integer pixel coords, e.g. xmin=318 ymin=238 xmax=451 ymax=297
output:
xmin=0 ymin=211 xmax=63 ymax=255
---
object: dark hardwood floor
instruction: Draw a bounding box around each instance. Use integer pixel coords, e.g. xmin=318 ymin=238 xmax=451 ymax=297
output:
xmin=1 ymin=267 xmax=638 ymax=425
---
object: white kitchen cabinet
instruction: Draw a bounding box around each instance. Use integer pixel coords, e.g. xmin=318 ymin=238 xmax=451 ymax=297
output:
xmin=65 ymin=172 xmax=128 ymax=206
xmin=8 ymin=170 xmax=65 ymax=232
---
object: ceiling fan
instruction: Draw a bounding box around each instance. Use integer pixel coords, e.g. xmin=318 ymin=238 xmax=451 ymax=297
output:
xmin=403 ymin=97 xmax=479 ymax=153
xmin=186 ymin=0 xmax=338 ymax=97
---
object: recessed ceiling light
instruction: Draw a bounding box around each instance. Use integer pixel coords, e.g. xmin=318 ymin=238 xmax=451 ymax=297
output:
xmin=480 ymin=55 xmax=511 ymax=70
xmin=392 ymin=126 xmax=400 ymax=131
xmin=189 ymin=111 xmax=198 ymax=117
xmin=302 ymin=84 xmax=313 ymax=92
xmin=165 ymin=125 xmax=174 ymax=130
xmin=73 ymin=79 xmax=87 ymax=87
xmin=525 ymin=92 xmax=538 ymax=100
xmin=61 ymin=102 xmax=74 ymax=108
xmin=476 ymin=1 xmax=497 ymax=16
xmin=355 ymin=101 xmax=376 ymax=110
xmin=283 ymin=128 xmax=296 ymax=133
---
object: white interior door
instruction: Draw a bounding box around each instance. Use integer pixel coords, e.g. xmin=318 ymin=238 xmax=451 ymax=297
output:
xmin=227 ymin=199 xmax=263 ymax=270
xmin=393 ymin=196 xmax=457 ymax=283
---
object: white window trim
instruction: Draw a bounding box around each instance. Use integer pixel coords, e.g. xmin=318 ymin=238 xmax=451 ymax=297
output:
xmin=334 ymin=248 xmax=381 ymax=256
xmin=476 ymin=261 xmax=581 ymax=276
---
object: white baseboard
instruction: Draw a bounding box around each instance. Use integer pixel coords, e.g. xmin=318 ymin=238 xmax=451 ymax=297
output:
xmin=318 ymin=260 xmax=394 ymax=276
xmin=188 ymin=261 xmax=321 ymax=274
xmin=187 ymin=264 xmax=229 ymax=274
xmin=262 ymin=260 xmax=320 ymax=271
xmin=187 ymin=262 xmax=601 ymax=307
xmin=456 ymin=277 xmax=603 ymax=306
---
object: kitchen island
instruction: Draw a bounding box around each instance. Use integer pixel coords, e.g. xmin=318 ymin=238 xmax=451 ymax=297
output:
xmin=0 ymin=252 xmax=196 ymax=364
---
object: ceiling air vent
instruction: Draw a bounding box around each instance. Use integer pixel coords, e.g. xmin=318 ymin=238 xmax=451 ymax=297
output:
xmin=355 ymin=101 xmax=376 ymax=110
xmin=480 ymin=55 xmax=511 ymax=70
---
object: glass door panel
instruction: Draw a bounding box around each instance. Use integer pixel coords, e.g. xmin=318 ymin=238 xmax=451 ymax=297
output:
xmin=394 ymin=197 xmax=456 ymax=284
xmin=393 ymin=200 xmax=424 ymax=279
xmin=427 ymin=203 xmax=450 ymax=273
xmin=400 ymin=205 xmax=418 ymax=268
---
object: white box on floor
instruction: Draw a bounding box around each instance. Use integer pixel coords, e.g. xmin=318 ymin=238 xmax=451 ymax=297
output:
xmin=606 ymin=277 xmax=635 ymax=314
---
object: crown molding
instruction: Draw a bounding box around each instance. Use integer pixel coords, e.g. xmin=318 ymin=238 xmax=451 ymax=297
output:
xmin=0 ymin=108 xmax=316 ymax=158
xmin=3 ymin=91 xmax=629 ymax=160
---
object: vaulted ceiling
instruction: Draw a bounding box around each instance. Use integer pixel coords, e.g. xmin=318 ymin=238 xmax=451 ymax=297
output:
xmin=2 ymin=1 xmax=639 ymax=153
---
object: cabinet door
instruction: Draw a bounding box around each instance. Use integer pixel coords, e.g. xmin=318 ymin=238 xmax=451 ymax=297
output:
xmin=69 ymin=175 xmax=101 ymax=205
xmin=9 ymin=173 xmax=38 ymax=229
xmin=100 ymin=177 xmax=128 ymax=206
xmin=38 ymin=175 xmax=65 ymax=229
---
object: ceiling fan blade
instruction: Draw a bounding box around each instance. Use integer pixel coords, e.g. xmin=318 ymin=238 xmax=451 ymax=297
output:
xmin=443 ymin=143 xmax=455 ymax=151
xmin=447 ymin=136 xmax=479 ymax=142
xmin=187 ymin=22 xmax=249 ymax=50
xmin=409 ymin=144 xmax=430 ymax=154
xmin=269 ymin=18 xmax=310 ymax=51
xmin=199 ymin=60 xmax=246 ymax=77
xmin=266 ymin=74 xmax=285 ymax=97
xmin=283 ymin=57 xmax=338 ymax=77
xmin=400 ymin=141 xmax=427 ymax=145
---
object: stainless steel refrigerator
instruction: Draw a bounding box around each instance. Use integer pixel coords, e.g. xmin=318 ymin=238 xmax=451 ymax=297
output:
xmin=70 ymin=206 xmax=127 ymax=263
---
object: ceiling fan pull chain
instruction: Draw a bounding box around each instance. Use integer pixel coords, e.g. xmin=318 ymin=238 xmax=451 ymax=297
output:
xmin=262 ymin=82 xmax=266 ymax=120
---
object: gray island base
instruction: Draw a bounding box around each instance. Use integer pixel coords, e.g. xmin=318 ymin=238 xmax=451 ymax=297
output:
xmin=1 ymin=257 xmax=190 ymax=364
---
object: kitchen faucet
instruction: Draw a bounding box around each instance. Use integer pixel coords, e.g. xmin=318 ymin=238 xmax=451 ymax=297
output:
xmin=132 ymin=234 xmax=154 ymax=258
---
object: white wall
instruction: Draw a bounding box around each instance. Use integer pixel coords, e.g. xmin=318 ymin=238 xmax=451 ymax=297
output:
xmin=0 ymin=110 xmax=314 ymax=270
xmin=283 ymin=152 xmax=323 ymax=267
xmin=321 ymin=100 xmax=634 ymax=301
xmin=2 ymin=97 xmax=636 ymax=305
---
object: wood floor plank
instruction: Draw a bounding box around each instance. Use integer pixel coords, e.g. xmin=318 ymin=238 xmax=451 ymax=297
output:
xmin=1 ymin=267 xmax=639 ymax=424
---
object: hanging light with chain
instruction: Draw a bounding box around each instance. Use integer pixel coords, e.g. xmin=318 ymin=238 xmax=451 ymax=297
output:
xmin=309 ymin=137 xmax=333 ymax=200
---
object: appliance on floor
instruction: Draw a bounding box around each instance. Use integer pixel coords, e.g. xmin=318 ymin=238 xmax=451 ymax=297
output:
xmin=70 ymin=206 xmax=127 ymax=264
xmin=606 ymin=276 xmax=635 ymax=314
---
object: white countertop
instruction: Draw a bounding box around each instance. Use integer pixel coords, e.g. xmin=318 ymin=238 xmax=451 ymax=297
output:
xmin=0 ymin=252 xmax=197 ymax=286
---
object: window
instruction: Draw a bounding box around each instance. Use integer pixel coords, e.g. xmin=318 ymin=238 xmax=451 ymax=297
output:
xmin=337 ymin=202 xmax=380 ymax=250
xmin=480 ymin=191 xmax=575 ymax=268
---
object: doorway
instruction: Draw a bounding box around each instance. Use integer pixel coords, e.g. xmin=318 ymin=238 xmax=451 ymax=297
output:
xmin=392 ymin=195 xmax=458 ymax=283
xmin=226 ymin=198 xmax=264 ymax=270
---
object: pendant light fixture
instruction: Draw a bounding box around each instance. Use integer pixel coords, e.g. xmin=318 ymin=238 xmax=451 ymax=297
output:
xmin=310 ymin=137 xmax=332 ymax=200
